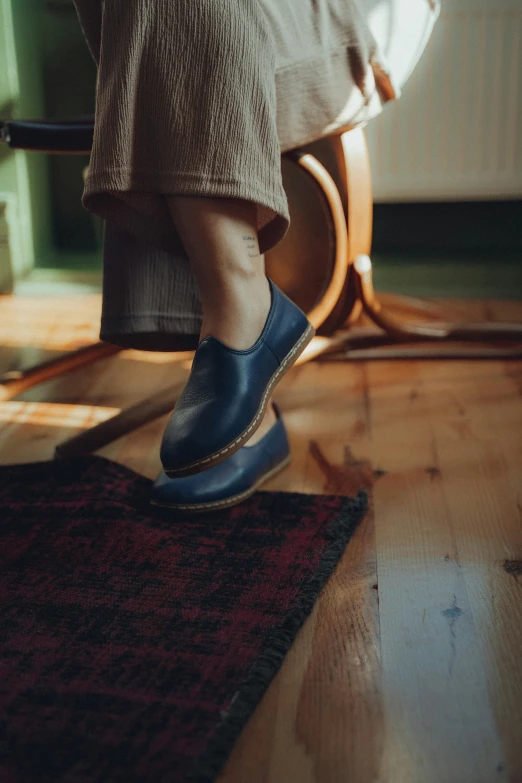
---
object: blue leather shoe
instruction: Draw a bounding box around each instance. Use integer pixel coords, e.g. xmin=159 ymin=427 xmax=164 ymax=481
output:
xmin=152 ymin=404 xmax=290 ymax=512
xmin=160 ymin=279 xmax=313 ymax=478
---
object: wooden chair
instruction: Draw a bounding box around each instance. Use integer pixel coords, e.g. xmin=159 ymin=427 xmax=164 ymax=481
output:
xmin=1 ymin=117 xmax=521 ymax=458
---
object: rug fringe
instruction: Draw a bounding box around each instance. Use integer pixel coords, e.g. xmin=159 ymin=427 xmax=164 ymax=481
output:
xmin=186 ymin=490 xmax=368 ymax=782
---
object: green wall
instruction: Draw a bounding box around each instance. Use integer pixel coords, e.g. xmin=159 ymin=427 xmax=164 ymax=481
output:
xmin=41 ymin=0 xmax=98 ymax=256
xmin=0 ymin=0 xmax=99 ymax=289
xmin=0 ymin=0 xmax=51 ymax=288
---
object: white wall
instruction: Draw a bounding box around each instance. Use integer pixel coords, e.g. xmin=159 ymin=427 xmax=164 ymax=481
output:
xmin=365 ymin=0 xmax=522 ymax=201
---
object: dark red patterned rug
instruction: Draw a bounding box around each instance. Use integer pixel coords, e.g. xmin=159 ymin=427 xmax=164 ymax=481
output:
xmin=0 ymin=456 xmax=367 ymax=783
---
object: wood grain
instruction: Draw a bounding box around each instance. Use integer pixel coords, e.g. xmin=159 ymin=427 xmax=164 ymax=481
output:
xmin=222 ymin=360 xmax=382 ymax=782
xmin=367 ymin=360 xmax=506 ymax=783
xmin=1 ymin=294 xmax=521 ymax=782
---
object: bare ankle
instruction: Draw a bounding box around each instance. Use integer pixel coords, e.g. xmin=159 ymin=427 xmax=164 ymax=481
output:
xmin=200 ymin=275 xmax=271 ymax=349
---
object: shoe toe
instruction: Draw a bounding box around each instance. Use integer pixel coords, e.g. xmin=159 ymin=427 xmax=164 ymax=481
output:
xmin=160 ymin=280 xmax=312 ymax=476
xmin=153 ymin=408 xmax=290 ymax=509
xmin=152 ymin=459 xmax=248 ymax=507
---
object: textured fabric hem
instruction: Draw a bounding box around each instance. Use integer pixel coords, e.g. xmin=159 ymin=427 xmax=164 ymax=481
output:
xmin=87 ymin=167 xmax=285 ymax=189
xmin=186 ymin=490 xmax=368 ymax=783
xmin=101 ymin=313 xmax=202 ymax=327
xmin=84 ymin=173 xmax=289 ymax=227
xmin=100 ymin=314 xmax=202 ymax=351
xmin=83 ymin=171 xmax=290 ymax=256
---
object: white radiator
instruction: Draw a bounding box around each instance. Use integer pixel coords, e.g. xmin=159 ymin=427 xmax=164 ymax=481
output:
xmin=365 ymin=0 xmax=522 ymax=202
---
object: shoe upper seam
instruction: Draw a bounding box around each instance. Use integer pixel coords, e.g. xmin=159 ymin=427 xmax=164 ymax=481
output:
xmin=260 ymin=337 xmax=281 ymax=366
xmin=164 ymin=324 xmax=313 ymax=475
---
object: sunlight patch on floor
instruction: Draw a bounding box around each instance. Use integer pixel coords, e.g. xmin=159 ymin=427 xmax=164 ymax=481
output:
xmin=0 ymin=401 xmax=119 ymax=429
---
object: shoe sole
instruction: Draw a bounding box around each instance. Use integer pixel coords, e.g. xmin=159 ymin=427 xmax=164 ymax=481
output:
xmin=164 ymin=322 xmax=315 ymax=478
xmin=150 ymin=454 xmax=292 ymax=513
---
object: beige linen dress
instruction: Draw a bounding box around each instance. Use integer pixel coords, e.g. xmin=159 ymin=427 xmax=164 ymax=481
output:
xmin=73 ymin=0 xmax=438 ymax=350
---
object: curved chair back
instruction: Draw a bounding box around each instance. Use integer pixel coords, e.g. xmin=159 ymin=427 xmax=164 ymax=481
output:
xmin=1 ymin=118 xmax=94 ymax=154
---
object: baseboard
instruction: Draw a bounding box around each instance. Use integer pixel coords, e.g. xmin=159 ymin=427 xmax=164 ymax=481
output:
xmin=372 ymin=250 xmax=522 ymax=299
xmin=373 ymin=200 xmax=522 ymax=253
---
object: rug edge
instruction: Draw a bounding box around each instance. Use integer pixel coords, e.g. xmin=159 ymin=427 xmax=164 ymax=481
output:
xmin=186 ymin=490 xmax=368 ymax=783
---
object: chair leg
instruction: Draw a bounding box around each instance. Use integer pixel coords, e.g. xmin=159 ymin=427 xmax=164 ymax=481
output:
xmin=0 ymin=342 xmax=122 ymax=402
xmin=47 ymin=126 xmax=522 ymax=459
xmin=285 ymin=150 xmax=350 ymax=332
xmin=322 ymin=344 xmax=522 ymax=361
xmin=324 ymin=128 xmax=522 ymax=358
xmin=317 ymin=126 xmax=374 ymax=333
xmin=355 ymin=253 xmax=522 ymax=344
xmin=55 ymin=381 xmax=185 ymax=459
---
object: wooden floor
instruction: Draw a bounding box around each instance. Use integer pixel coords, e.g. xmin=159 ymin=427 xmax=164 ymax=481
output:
xmin=1 ymin=294 xmax=521 ymax=783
